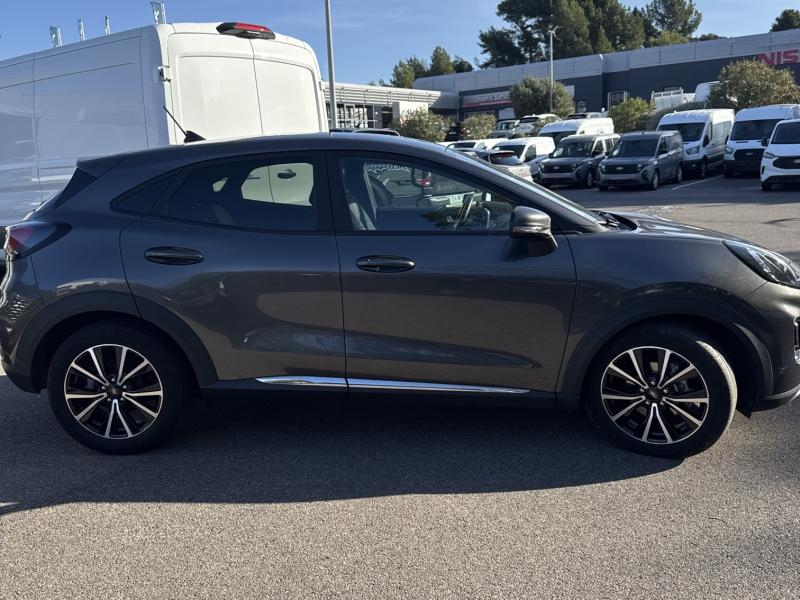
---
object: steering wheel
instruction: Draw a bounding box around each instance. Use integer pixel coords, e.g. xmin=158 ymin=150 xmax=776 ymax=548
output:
xmin=454 ymin=192 xmax=480 ymax=230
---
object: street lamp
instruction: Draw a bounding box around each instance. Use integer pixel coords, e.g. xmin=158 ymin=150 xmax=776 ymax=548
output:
xmin=325 ymin=0 xmax=338 ymax=128
xmin=547 ymin=25 xmax=559 ymax=113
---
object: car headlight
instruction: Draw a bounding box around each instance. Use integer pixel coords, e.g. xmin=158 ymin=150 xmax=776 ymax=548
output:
xmin=685 ymin=146 xmax=700 ymax=155
xmin=725 ymin=146 xmax=734 ymax=155
xmin=599 ymin=164 xmax=606 ymax=173
xmin=763 ymin=151 xmax=776 ymax=160
xmin=571 ymin=163 xmax=582 ymax=171
xmin=636 ymin=163 xmax=645 ymax=170
xmin=725 ymin=241 xmax=800 ymax=288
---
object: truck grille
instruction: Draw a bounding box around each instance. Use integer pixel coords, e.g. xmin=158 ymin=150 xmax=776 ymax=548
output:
xmin=606 ymin=164 xmax=641 ymax=174
xmin=734 ymin=149 xmax=763 ymax=162
xmin=542 ymin=163 xmax=572 ymax=174
xmin=774 ymin=156 xmax=800 ymax=170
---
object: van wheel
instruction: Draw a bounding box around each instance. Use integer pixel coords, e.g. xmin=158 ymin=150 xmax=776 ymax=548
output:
xmin=584 ymin=169 xmax=596 ymax=188
xmin=761 ymin=182 xmax=773 ymax=192
xmin=649 ymin=171 xmax=660 ymax=191
xmin=675 ymin=164 xmax=683 ymax=183
xmin=698 ymin=160 xmax=707 ymax=179
xmin=585 ymin=324 xmax=737 ymax=458
xmin=47 ymin=322 xmax=189 ymax=454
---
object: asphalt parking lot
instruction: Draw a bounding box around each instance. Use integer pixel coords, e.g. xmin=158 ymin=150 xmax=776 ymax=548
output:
xmin=1 ymin=174 xmax=798 ymax=599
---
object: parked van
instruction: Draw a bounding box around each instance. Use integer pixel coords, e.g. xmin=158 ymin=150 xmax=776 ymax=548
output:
xmin=513 ymin=114 xmax=559 ymax=137
xmin=494 ymin=137 xmax=556 ymax=176
xmin=447 ymin=139 xmax=503 ymax=150
xmin=539 ymin=118 xmax=614 ymax=145
xmin=0 ymin=22 xmax=327 ymax=224
xmin=760 ymin=118 xmax=800 ymax=191
xmin=657 ymin=109 xmax=734 ymax=178
xmin=724 ymin=104 xmax=800 ymax=177
xmin=538 ymin=133 xmax=620 ymax=188
xmin=598 ymin=130 xmax=683 ymax=191
xmin=488 ymin=119 xmax=519 ymax=138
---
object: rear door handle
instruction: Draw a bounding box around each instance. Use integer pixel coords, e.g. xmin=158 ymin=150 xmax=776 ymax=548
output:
xmin=356 ymin=255 xmax=415 ymax=273
xmin=144 ymin=247 xmax=204 ymax=265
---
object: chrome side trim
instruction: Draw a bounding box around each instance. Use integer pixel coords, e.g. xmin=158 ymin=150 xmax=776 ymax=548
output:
xmin=347 ymin=379 xmax=529 ymax=394
xmin=256 ymin=376 xmax=347 ymax=388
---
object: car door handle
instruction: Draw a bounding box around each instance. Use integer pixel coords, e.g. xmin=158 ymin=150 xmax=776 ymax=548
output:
xmin=356 ymin=255 xmax=415 ymax=273
xmin=144 ymin=247 xmax=204 ymax=265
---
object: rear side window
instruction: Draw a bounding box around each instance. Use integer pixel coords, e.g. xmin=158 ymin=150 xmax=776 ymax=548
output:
xmin=113 ymin=173 xmax=179 ymax=215
xmin=154 ymin=157 xmax=318 ymax=232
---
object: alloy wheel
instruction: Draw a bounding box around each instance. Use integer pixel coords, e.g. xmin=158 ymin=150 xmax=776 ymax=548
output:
xmin=600 ymin=346 xmax=709 ymax=445
xmin=64 ymin=344 xmax=164 ymax=439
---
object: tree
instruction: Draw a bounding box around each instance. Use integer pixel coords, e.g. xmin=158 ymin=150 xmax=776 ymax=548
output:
xmin=478 ymin=27 xmax=538 ymax=68
xmin=390 ymin=107 xmax=450 ymax=142
xmin=429 ymin=46 xmax=455 ymax=76
xmin=645 ymin=0 xmax=702 ymax=37
xmin=707 ymin=60 xmax=800 ymax=110
xmin=608 ymin=98 xmax=653 ymax=133
xmin=389 ymin=60 xmax=416 ymax=88
xmin=647 ymin=31 xmax=690 ymax=47
xmin=771 ymin=9 xmax=800 ymax=32
xmin=509 ymin=77 xmax=574 ymax=117
xmin=452 ymin=56 xmax=474 ymax=73
xmin=462 ymin=114 xmax=497 ymax=139
xmin=693 ymin=33 xmax=722 ymax=41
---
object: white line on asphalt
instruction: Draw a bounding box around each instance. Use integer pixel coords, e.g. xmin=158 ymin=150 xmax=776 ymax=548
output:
xmin=670 ymin=174 xmax=723 ymax=190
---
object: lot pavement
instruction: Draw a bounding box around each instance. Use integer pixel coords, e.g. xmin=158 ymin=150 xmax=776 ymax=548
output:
xmin=1 ymin=174 xmax=798 ymax=599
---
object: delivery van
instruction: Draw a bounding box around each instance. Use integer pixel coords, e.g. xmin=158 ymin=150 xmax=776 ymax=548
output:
xmin=539 ymin=118 xmax=614 ymax=145
xmin=723 ymin=104 xmax=800 ymax=177
xmin=0 ymin=22 xmax=328 ymax=224
xmin=760 ymin=118 xmax=800 ymax=191
xmin=657 ymin=109 xmax=734 ymax=178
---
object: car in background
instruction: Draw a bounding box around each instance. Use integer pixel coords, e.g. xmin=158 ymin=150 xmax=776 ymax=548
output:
xmin=494 ymin=137 xmax=556 ymax=178
xmin=457 ymin=148 xmax=534 ymax=181
xmin=330 ymin=128 xmax=400 ymax=136
xmin=513 ymin=114 xmax=559 ymax=138
xmin=446 ymin=139 xmax=503 ymax=151
xmin=657 ymin=109 xmax=734 ymax=178
xmin=444 ymin=122 xmax=467 ymax=142
xmin=3 ymin=133 xmax=798 ymax=458
xmin=598 ymin=130 xmax=683 ymax=191
xmin=724 ymin=104 xmax=800 ymax=177
xmin=489 ymin=119 xmax=519 ymax=139
xmin=760 ymin=118 xmax=800 ymax=191
xmin=539 ymin=118 xmax=615 ymax=145
xmin=566 ymin=112 xmax=603 ymax=120
xmin=539 ymin=133 xmax=620 ymax=188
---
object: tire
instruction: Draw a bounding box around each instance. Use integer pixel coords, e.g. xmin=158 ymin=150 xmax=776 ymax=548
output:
xmin=47 ymin=322 xmax=190 ymax=454
xmin=649 ymin=170 xmax=660 ymax=191
xmin=585 ymin=324 xmax=737 ymax=458
xmin=761 ymin=182 xmax=772 ymax=192
xmin=598 ymin=184 xmax=609 ymax=191
xmin=675 ymin=164 xmax=683 ymax=183
xmin=698 ymin=160 xmax=707 ymax=179
xmin=584 ymin=169 xmax=596 ymax=188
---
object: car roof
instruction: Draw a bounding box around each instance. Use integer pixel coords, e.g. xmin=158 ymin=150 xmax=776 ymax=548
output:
xmin=619 ymin=131 xmax=672 ymax=139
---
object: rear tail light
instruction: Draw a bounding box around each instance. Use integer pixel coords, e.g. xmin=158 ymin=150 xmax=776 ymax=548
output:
xmin=216 ymin=22 xmax=276 ymax=40
xmin=4 ymin=221 xmax=69 ymax=261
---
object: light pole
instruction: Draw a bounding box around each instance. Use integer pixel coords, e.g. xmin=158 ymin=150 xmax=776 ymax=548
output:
xmin=547 ymin=25 xmax=559 ymax=113
xmin=325 ymin=0 xmax=338 ymax=128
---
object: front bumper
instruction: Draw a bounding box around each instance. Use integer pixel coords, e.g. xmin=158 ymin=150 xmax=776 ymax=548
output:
xmin=761 ymin=162 xmax=800 ymax=185
xmin=599 ymin=170 xmax=651 ymax=187
xmin=724 ymin=157 xmax=760 ymax=173
xmin=540 ymin=170 xmax=581 ymax=185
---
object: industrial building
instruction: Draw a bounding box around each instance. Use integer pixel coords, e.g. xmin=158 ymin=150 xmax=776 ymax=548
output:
xmin=413 ymin=29 xmax=800 ymax=120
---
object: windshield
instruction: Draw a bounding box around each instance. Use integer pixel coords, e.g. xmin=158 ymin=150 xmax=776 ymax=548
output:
xmin=610 ymin=139 xmax=658 ymax=158
xmin=496 ymin=121 xmax=516 ymax=130
xmin=730 ymin=119 xmax=782 ymax=141
xmin=451 ymin=141 xmax=476 ymax=149
xmin=658 ymin=122 xmax=703 ymax=142
xmin=519 ymin=117 xmax=539 ymax=124
xmin=553 ymin=140 xmax=592 ymax=158
xmin=496 ymin=144 xmax=525 ymax=158
xmin=445 ymin=148 xmax=601 ymax=227
xmin=771 ymin=122 xmax=800 ymax=144
xmin=489 ymin=153 xmax=521 ymax=166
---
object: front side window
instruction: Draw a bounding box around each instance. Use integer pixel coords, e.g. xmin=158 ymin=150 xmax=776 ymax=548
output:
xmin=658 ymin=139 xmax=669 ymax=155
xmin=155 ymin=157 xmax=317 ymax=231
xmin=338 ymin=157 xmax=521 ymax=233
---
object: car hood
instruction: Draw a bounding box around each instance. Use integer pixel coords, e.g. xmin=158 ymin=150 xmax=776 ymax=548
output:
xmin=612 ymin=211 xmax=747 ymax=243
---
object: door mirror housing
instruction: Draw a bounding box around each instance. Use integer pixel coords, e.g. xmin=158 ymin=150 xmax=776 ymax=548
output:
xmin=411 ymin=168 xmax=433 ymax=188
xmin=761 ymin=137 xmax=770 ymax=147
xmin=510 ymin=206 xmax=558 ymax=255
xmin=703 ymin=135 xmax=710 ymax=147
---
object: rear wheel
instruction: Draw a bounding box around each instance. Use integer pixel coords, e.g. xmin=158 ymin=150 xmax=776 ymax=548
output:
xmin=586 ymin=324 xmax=737 ymax=458
xmin=47 ymin=322 xmax=189 ymax=454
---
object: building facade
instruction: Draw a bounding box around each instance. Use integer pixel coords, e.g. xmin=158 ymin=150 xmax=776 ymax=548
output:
xmin=413 ymin=29 xmax=800 ymax=120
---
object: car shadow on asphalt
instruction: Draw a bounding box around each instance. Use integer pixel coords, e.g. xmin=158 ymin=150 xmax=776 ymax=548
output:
xmin=0 ymin=375 xmax=680 ymax=516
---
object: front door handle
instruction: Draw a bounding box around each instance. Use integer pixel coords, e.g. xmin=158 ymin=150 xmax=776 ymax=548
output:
xmin=144 ymin=247 xmax=204 ymax=265
xmin=356 ymin=255 xmax=415 ymax=273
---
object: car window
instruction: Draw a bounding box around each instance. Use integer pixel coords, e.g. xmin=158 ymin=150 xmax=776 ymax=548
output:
xmin=339 ymin=157 xmax=520 ymax=233
xmin=658 ymin=139 xmax=668 ymax=155
xmin=114 ymin=172 xmax=179 ymax=215
xmin=154 ymin=157 xmax=317 ymax=231
xmin=524 ymin=146 xmax=537 ymax=161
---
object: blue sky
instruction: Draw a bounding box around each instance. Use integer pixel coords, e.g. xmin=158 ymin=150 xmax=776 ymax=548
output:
xmin=0 ymin=1 xmax=793 ymax=83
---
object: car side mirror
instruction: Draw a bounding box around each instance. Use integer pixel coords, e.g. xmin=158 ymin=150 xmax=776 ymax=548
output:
xmin=411 ymin=168 xmax=432 ymax=188
xmin=510 ymin=206 xmax=557 ymax=256
xmin=703 ymin=135 xmax=710 ymax=147
xmin=761 ymin=137 xmax=769 ymax=147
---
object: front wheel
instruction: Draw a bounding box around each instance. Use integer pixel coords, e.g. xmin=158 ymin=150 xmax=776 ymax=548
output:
xmin=649 ymin=170 xmax=660 ymax=191
xmin=585 ymin=324 xmax=737 ymax=458
xmin=675 ymin=164 xmax=683 ymax=183
xmin=698 ymin=160 xmax=707 ymax=179
xmin=47 ymin=322 xmax=190 ymax=454
xmin=584 ymin=169 xmax=595 ymax=188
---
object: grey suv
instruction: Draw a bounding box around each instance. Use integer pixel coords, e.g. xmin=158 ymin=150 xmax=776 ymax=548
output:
xmin=599 ymin=131 xmax=684 ymax=191
xmin=2 ymin=134 xmax=798 ymax=457
xmin=539 ymin=133 xmax=620 ymax=188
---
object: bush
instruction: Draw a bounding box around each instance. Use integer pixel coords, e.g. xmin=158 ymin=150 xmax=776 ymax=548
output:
xmin=390 ymin=107 xmax=450 ymax=142
xmin=509 ymin=77 xmax=574 ymax=118
xmin=608 ymin=98 xmax=654 ymax=133
xmin=461 ymin=114 xmax=496 ymax=139
xmin=707 ymin=60 xmax=800 ymax=110
xmin=646 ymin=101 xmax=706 ymax=130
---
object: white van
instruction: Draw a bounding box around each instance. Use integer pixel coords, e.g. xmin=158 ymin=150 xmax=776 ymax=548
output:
xmin=0 ymin=22 xmax=327 ymax=224
xmin=513 ymin=114 xmax=559 ymax=137
xmin=760 ymin=118 xmax=800 ymax=191
xmin=494 ymin=137 xmax=556 ymax=176
xmin=657 ymin=109 xmax=734 ymax=178
xmin=724 ymin=104 xmax=800 ymax=177
xmin=539 ymin=118 xmax=614 ymax=145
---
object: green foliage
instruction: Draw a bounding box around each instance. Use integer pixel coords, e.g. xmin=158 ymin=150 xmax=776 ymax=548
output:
xmin=390 ymin=108 xmax=450 ymax=142
xmin=509 ymin=77 xmax=575 ymax=118
xmin=645 ymin=101 xmax=705 ymax=130
xmin=387 ymin=50 xmax=473 ymax=87
xmin=462 ymin=114 xmax=497 ymax=139
xmin=478 ymin=26 xmax=537 ymax=68
xmin=608 ymin=98 xmax=654 ymax=133
xmin=645 ymin=0 xmax=702 ymax=37
xmin=389 ymin=60 xmax=416 ymax=88
xmin=452 ymin=56 xmax=474 ymax=73
xmin=646 ymin=30 xmax=690 ymax=47
xmin=771 ymin=9 xmax=800 ymax=32
xmin=429 ymin=46 xmax=455 ymax=76
xmin=707 ymin=60 xmax=800 ymax=110
xmin=693 ymin=33 xmax=722 ymax=41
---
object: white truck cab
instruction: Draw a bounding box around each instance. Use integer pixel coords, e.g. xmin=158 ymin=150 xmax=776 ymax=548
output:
xmin=760 ymin=118 xmax=800 ymax=191
xmin=657 ymin=109 xmax=734 ymax=178
xmin=539 ymin=118 xmax=614 ymax=145
xmin=0 ymin=22 xmax=327 ymax=224
xmin=724 ymin=104 xmax=800 ymax=177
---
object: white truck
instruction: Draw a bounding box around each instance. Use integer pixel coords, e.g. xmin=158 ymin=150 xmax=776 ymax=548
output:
xmin=0 ymin=21 xmax=328 ymax=224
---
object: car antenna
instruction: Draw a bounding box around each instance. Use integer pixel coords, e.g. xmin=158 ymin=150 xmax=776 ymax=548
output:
xmin=162 ymin=106 xmax=205 ymax=143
